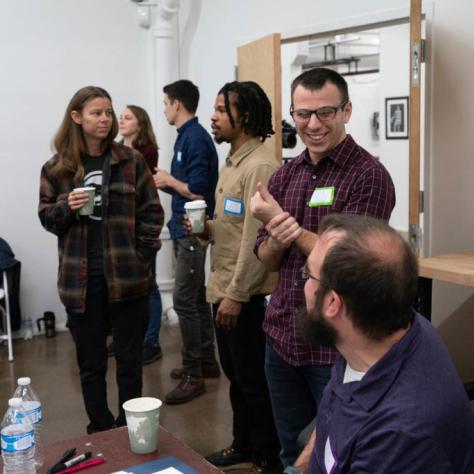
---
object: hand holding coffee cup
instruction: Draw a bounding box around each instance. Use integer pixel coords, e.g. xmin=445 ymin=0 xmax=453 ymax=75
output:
xmin=184 ymin=200 xmax=207 ymax=234
xmin=182 ymin=214 xmax=193 ymax=235
xmin=69 ymin=187 xmax=96 ymax=215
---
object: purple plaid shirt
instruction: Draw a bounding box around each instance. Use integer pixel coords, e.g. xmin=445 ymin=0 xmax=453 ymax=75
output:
xmin=255 ymin=135 xmax=395 ymax=366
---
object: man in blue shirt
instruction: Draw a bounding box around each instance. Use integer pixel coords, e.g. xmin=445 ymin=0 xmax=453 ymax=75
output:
xmin=287 ymin=214 xmax=474 ymax=474
xmin=154 ymin=79 xmax=219 ymax=404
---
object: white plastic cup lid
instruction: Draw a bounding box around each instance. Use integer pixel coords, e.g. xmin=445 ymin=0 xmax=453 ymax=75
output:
xmin=17 ymin=377 xmax=31 ymax=386
xmin=74 ymin=187 xmax=95 ymax=192
xmin=8 ymin=398 xmax=22 ymax=407
xmin=184 ymin=200 xmax=207 ymax=210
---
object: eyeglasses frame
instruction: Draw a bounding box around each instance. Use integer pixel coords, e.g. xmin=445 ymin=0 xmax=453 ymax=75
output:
xmin=300 ymin=263 xmax=321 ymax=283
xmin=290 ymin=100 xmax=349 ymax=124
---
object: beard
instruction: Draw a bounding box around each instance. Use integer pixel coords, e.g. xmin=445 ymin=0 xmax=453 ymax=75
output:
xmin=298 ymin=288 xmax=339 ymax=349
xmin=213 ymin=135 xmax=226 ymax=144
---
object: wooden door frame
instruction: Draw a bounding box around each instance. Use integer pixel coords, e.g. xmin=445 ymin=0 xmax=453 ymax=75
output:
xmin=273 ymin=3 xmax=434 ymax=255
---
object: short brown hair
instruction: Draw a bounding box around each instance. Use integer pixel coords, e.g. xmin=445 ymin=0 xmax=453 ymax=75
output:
xmin=318 ymin=214 xmax=418 ymax=340
xmin=291 ymin=68 xmax=349 ymax=105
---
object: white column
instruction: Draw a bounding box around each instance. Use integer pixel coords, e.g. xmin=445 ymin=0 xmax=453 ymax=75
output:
xmin=132 ymin=0 xmax=180 ymax=322
xmin=153 ymin=0 xmax=180 ymax=323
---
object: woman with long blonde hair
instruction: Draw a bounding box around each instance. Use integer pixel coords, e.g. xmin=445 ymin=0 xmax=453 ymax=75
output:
xmin=39 ymin=86 xmax=164 ymax=433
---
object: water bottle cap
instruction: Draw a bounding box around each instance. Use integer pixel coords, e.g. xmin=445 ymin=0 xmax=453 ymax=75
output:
xmin=8 ymin=398 xmax=22 ymax=407
xmin=17 ymin=377 xmax=31 ymax=386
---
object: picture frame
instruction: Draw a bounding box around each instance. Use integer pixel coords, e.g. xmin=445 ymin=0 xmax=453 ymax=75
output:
xmin=385 ymin=96 xmax=409 ymax=139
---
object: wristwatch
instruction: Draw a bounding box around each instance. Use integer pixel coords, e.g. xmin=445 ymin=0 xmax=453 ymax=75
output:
xmin=283 ymin=467 xmax=303 ymax=474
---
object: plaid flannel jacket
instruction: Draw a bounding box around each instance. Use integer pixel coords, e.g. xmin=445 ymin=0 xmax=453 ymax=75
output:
xmin=38 ymin=143 xmax=164 ymax=312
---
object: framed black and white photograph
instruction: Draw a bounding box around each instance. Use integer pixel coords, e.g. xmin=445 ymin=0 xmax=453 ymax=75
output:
xmin=385 ymin=96 xmax=409 ymax=139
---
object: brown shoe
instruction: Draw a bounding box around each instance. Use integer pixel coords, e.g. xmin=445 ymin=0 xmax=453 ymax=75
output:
xmin=170 ymin=367 xmax=186 ymax=379
xmin=170 ymin=359 xmax=221 ymax=379
xmin=165 ymin=375 xmax=205 ymax=404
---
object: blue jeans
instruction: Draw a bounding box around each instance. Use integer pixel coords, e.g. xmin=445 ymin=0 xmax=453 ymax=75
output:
xmin=144 ymin=253 xmax=162 ymax=347
xmin=144 ymin=287 xmax=162 ymax=346
xmin=264 ymin=341 xmax=332 ymax=467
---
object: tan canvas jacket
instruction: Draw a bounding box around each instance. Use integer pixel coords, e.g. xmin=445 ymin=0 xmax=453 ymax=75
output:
xmin=206 ymin=138 xmax=279 ymax=304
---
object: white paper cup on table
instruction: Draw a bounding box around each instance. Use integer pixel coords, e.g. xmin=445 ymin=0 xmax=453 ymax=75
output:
xmin=184 ymin=200 xmax=207 ymax=234
xmin=74 ymin=186 xmax=96 ymax=216
xmin=123 ymin=397 xmax=162 ymax=454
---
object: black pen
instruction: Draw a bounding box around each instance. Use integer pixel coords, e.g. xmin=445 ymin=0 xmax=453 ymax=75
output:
xmin=47 ymin=448 xmax=77 ymax=474
xmin=51 ymin=452 xmax=92 ymax=473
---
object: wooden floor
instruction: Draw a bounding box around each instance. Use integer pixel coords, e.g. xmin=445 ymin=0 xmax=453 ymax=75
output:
xmin=0 ymin=323 xmax=237 ymax=461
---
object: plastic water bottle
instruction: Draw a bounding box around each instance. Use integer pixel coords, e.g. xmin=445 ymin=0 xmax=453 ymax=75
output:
xmin=12 ymin=377 xmax=42 ymax=467
xmin=22 ymin=314 xmax=33 ymax=340
xmin=1 ymin=398 xmax=36 ymax=474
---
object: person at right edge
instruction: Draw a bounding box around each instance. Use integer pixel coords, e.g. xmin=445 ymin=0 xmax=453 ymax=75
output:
xmin=200 ymin=81 xmax=281 ymax=474
xmin=251 ymin=67 xmax=396 ymax=467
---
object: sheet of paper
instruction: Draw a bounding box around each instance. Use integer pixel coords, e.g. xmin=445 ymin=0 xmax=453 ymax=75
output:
xmin=153 ymin=468 xmax=183 ymax=474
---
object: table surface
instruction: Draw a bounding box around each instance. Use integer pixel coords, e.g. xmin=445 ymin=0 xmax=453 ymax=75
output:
xmin=10 ymin=426 xmax=222 ymax=474
xmin=418 ymin=251 xmax=474 ymax=287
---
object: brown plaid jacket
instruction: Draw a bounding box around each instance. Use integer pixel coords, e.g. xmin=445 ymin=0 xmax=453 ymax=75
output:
xmin=38 ymin=143 xmax=164 ymax=312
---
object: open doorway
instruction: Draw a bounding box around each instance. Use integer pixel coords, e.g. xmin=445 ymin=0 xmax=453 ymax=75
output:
xmin=280 ymin=19 xmax=426 ymax=241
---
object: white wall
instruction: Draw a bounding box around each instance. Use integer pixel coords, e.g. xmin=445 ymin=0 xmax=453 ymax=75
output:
xmin=425 ymin=0 xmax=474 ymax=327
xmin=0 ymin=0 xmax=153 ymax=330
xmin=378 ymin=23 xmax=410 ymax=232
xmin=345 ymin=74 xmax=381 ymax=159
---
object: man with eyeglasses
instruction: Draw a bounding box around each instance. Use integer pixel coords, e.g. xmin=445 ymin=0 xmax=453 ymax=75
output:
xmin=251 ymin=67 xmax=395 ymax=468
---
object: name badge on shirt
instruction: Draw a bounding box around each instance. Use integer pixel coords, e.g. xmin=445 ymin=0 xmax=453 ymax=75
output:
xmin=224 ymin=197 xmax=243 ymax=216
xmin=177 ymin=151 xmax=182 ymax=162
xmin=309 ymin=186 xmax=335 ymax=207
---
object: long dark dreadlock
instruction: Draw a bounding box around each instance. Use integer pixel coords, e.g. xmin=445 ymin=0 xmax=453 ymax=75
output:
xmin=218 ymin=81 xmax=275 ymax=142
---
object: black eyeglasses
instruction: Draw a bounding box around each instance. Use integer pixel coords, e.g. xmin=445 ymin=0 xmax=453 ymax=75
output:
xmin=290 ymin=100 xmax=348 ymax=124
xmin=300 ymin=264 xmax=320 ymax=282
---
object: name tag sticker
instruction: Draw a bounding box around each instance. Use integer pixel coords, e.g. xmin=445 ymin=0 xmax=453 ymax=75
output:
xmin=309 ymin=186 xmax=335 ymax=207
xmin=224 ymin=198 xmax=243 ymax=216
xmin=177 ymin=151 xmax=182 ymax=162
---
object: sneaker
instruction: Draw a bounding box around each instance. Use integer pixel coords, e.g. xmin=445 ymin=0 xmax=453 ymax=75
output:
xmin=205 ymin=446 xmax=252 ymax=467
xmin=164 ymin=375 xmax=205 ymax=405
xmin=170 ymin=358 xmax=221 ymax=379
xmin=142 ymin=343 xmax=163 ymax=365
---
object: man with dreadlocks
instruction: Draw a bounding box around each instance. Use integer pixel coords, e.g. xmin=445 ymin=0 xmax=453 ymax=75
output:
xmin=201 ymin=81 xmax=281 ymax=474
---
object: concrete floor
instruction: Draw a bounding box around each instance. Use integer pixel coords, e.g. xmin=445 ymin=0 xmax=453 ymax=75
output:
xmin=0 ymin=324 xmax=240 ymax=464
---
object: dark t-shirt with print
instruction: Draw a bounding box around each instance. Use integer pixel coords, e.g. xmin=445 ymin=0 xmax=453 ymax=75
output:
xmin=82 ymin=153 xmax=106 ymax=276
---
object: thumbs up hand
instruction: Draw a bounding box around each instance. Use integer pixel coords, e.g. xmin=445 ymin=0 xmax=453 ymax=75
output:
xmin=250 ymin=182 xmax=283 ymax=224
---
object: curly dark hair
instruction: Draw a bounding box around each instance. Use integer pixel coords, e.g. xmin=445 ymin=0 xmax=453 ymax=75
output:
xmin=218 ymin=81 xmax=274 ymax=142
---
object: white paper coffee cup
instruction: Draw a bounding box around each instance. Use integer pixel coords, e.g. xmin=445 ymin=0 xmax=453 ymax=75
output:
xmin=123 ymin=397 xmax=162 ymax=454
xmin=74 ymin=187 xmax=96 ymax=216
xmin=184 ymin=200 xmax=207 ymax=234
